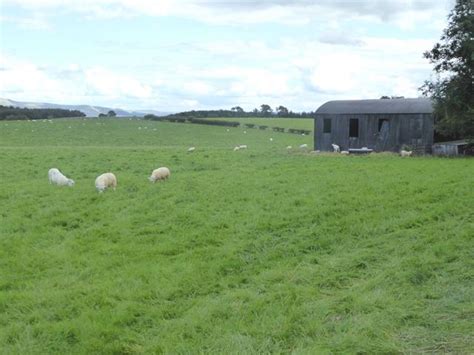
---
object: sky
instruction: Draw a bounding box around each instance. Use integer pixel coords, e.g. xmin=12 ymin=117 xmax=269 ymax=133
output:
xmin=0 ymin=0 xmax=454 ymax=112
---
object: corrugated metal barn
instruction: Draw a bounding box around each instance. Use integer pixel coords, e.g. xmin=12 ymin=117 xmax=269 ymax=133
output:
xmin=314 ymin=98 xmax=434 ymax=153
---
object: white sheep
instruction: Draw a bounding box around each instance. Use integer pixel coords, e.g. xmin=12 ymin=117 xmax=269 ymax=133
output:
xmin=95 ymin=173 xmax=117 ymax=192
xmin=332 ymin=143 xmax=340 ymax=152
xmin=233 ymin=146 xmax=240 ymax=151
xmin=239 ymin=145 xmax=247 ymax=149
xmin=48 ymin=168 xmax=74 ymax=187
xmin=188 ymin=147 xmax=196 ymax=152
xmin=341 ymin=150 xmax=350 ymax=155
xmin=299 ymin=144 xmax=308 ymax=149
xmin=400 ymin=150 xmax=413 ymax=157
xmin=149 ymin=167 xmax=170 ymax=182
xmin=287 ymin=146 xmax=292 ymax=149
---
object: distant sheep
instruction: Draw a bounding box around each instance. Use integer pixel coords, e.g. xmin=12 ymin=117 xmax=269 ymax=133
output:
xmin=233 ymin=146 xmax=240 ymax=151
xmin=149 ymin=167 xmax=170 ymax=182
xmin=188 ymin=147 xmax=196 ymax=152
xmin=332 ymin=143 xmax=340 ymax=153
xmin=299 ymin=144 xmax=308 ymax=149
xmin=239 ymin=145 xmax=247 ymax=149
xmin=48 ymin=168 xmax=74 ymax=187
xmin=341 ymin=150 xmax=349 ymax=155
xmin=95 ymin=173 xmax=117 ymax=192
xmin=286 ymin=145 xmax=292 ymax=149
xmin=400 ymin=150 xmax=413 ymax=157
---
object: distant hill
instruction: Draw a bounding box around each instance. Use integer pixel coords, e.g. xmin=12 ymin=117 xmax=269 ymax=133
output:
xmin=0 ymin=98 xmax=170 ymax=117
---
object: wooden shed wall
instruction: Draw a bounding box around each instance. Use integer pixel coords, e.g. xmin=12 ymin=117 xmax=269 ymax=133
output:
xmin=314 ymin=113 xmax=433 ymax=153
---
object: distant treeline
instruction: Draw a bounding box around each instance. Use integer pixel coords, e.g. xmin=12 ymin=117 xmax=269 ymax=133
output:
xmin=155 ymin=106 xmax=316 ymax=119
xmin=0 ymin=106 xmax=86 ymax=120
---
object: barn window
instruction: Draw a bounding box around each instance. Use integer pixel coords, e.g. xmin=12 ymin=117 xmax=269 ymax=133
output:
xmin=378 ymin=119 xmax=389 ymax=132
xmin=323 ymin=118 xmax=332 ymax=133
xmin=349 ymin=118 xmax=359 ymax=138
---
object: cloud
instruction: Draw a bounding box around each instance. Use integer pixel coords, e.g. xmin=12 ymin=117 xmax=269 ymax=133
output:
xmin=4 ymin=0 xmax=452 ymax=26
xmin=0 ymin=55 xmax=153 ymax=106
xmin=0 ymin=14 xmax=51 ymax=30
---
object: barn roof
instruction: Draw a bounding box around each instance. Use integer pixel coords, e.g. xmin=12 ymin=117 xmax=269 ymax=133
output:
xmin=315 ymin=98 xmax=433 ymax=115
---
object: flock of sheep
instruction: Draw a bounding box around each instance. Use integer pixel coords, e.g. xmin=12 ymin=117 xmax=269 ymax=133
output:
xmin=48 ymin=167 xmax=170 ymax=192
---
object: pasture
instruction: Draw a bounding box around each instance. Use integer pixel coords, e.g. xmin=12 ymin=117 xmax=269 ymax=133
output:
xmin=0 ymin=118 xmax=473 ymax=353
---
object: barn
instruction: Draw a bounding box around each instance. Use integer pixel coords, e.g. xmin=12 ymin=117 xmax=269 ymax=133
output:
xmin=314 ymin=98 xmax=434 ymax=153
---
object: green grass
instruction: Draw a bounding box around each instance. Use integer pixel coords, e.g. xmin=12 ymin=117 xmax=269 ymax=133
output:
xmin=0 ymin=118 xmax=473 ymax=354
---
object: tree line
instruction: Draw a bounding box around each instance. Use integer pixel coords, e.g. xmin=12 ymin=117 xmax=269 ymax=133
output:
xmin=152 ymin=104 xmax=316 ymax=120
xmin=0 ymin=106 xmax=86 ymax=120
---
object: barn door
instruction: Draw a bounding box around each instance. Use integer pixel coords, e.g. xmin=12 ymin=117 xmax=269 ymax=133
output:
xmin=376 ymin=119 xmax=390 ymax=151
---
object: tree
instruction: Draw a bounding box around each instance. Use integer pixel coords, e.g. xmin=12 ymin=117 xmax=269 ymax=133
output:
xmin=276 ymin=105 xmax=289 ymax=116
xmin=107 ymin=110 xmax=117 ymax=117
xmin=260 ymin=104 xmax=272 ymax=116
xmin=421 ymin=0 xmax=474 ymax=139
xmin=231 ymin=106 xmax=244 ymax=113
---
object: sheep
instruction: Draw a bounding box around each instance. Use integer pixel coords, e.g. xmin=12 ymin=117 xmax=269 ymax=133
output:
xmin=400 ymin=150 xmax=413 ymax=157
xmin=149 ymin=167 xmax=170 ymax=182
xmin=332 ymin=143 xmax=340 ymax=153
xmin=233 ymin=146 xmax=240 ymax=151
xmin=48 ymin=168 xmax=74 ymax=187
xmin=269 ymin=138 xmax=273 ymax=141
xmin=188 ymin=147 xmax=196 ymax=152
xmin=341 ymin=150 xmax=350 ymax=155
xmin=239 ymin=145 xmax=247 ymax=149
xmin=95 ymin=173 xmax=117 ymax=192
xmin=299 ymin=144 xmax=308 ymax=149
xmin=286 ymin=145 xmax=292 ymax=149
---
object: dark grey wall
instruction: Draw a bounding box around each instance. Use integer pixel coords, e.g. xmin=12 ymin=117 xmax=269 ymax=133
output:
xmin=314 ymin=113 xmax=433 ymax=153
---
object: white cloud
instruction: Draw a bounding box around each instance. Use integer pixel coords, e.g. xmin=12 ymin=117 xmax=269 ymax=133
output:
xmin=0 ymin=14 xmax=51 ymax=30
xmin=0 ymin=55 xmax=153 ymax=106
xmin=4 ymin=0 xmax=452 ymax=27
xmin=84 ymin=67 xmax=152 ymax=99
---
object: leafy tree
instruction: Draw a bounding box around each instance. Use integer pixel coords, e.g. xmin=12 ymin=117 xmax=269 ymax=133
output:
xmin=421 ymin=0 xmax=474 ymax=139
xmin=276 ymin=105 xmax=289 ymax=116
xmin=98 ymin=113 xmax=107 ymax=117
xmin=107 ymin=110 xmax=117 ymax=117
xmin=231 ymin=106 xmax=244 ymax=113
xmin=260 ymin=104 xmax=272 ymax=116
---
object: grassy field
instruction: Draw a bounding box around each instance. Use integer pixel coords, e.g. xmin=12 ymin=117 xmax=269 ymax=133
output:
xmin=1 ymin=118 xmax=473 ymax=354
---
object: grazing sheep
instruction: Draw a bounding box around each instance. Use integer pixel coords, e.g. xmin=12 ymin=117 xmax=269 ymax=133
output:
xmin=286 ymin=145 xmax=292 ymax=149
xmin=188 ymin=147 xmax=196 ymax=152
xmin=341 ymin=150 xmax=350 ymax=155
xmin=95 ymin=173 xmax=117 ymax=192
xmin=299 ymin=144 xmax=308 ymax=149
xmin=400 ymin=150 xmax=413 ymax=157
xmin=48 ymin=168 xmax=74 ymax=187
xmin=332 ymin=143 xmax=340 ymax=153
xmin=239 ymin=145 xmax=247 ymax=149
xmin=149 ymin=167 xmax=170 ymax=182
xmin=233 ymin=146 xmax=240 ymax=151
xmin=269 ymin=138 xmax=273 ymax=141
